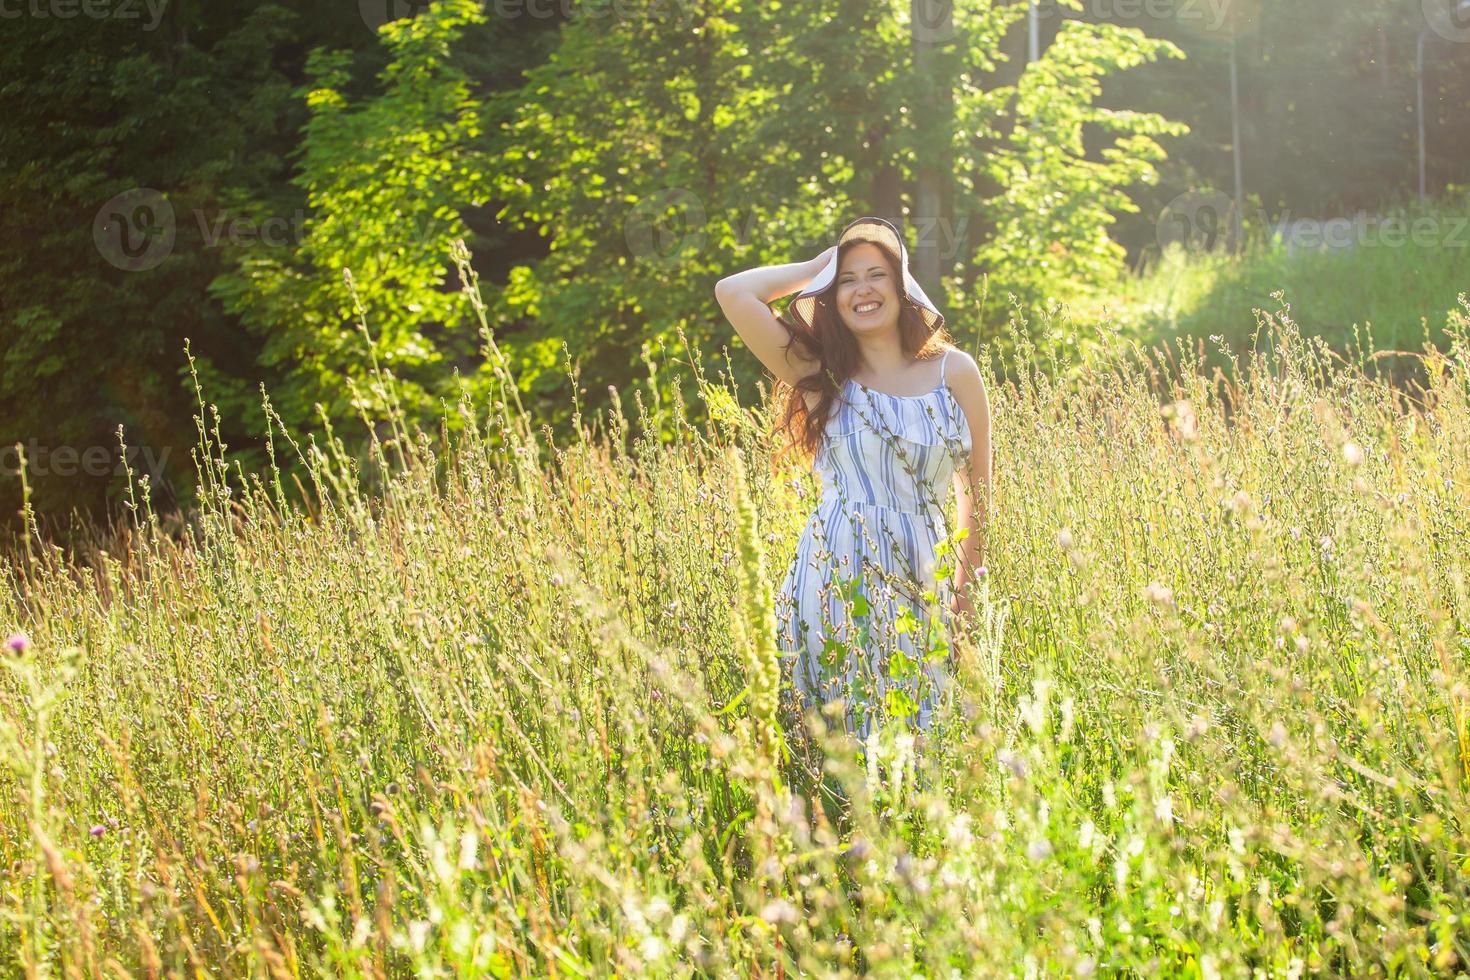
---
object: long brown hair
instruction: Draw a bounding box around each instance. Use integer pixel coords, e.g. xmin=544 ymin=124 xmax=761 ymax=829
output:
xmin=770 ymin=235 xmax=955 ymax=473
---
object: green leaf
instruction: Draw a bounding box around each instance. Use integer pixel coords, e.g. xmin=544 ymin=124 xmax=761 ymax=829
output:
xmin=895 ymin=605 xmax=920 ymax=635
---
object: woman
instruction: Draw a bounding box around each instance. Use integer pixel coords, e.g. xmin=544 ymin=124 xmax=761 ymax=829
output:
xmin=714 ymin=216 xmax=993 ymax=747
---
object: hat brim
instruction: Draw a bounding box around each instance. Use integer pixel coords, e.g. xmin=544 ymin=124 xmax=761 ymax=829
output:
xmin=788 ymin=216 xmax=944 ymax=335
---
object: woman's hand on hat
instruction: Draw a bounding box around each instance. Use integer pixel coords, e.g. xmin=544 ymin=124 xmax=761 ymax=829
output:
xmin=809 ymin=244 xmax=838 ymax=270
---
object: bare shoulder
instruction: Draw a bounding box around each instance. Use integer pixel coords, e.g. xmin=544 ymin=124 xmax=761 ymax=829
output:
xmin=942 ymin=346 xmax=985 ymax=394
xmin=942 ymin=347 xmax=991 ymax=428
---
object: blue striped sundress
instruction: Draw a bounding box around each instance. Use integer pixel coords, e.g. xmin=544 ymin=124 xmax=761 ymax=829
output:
xmin=775 ymin=348 xmax=973 ymax=743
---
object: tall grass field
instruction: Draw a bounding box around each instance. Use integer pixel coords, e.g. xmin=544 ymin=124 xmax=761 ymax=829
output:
xmin=4 ymin=278 xmax=1470 ymax=976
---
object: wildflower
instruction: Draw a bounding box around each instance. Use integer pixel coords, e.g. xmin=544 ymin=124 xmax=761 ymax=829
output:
xmin=1144 ymin=582 xmax=1174 ymax=607
xmin=975 ymin=565 xmax=988 ymax=578
xmin=1267 ymin=722 xmax=1288 ymax=748
xmin=1027 ymin=837 xmax=1053 ymax=861
xmin=1163 ymin=399 xmax=1198 ymax=440
xmin=1057 ymin=528 xmax=1074 ymax=550
xmin=759 ymin=899 xmax=800 ymax=926
xmin=5 ymin=632 xmax=28 ymax=656
xmin=550 ymin=573 xmax=564 ymax=588
xmin=997 ymin=748 xmax=1027 ymax=778
xmin=455 ymin=830 xmax=478 ymax=871
xmin=89 ymin=825 xmax=106 ymax=838
xmin=1342 ymin=441 xmax=1364 ymax=466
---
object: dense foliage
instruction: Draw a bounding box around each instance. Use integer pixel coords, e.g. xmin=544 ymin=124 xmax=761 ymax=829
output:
xmin=2 ymin=0 xmax=1468 ymax=530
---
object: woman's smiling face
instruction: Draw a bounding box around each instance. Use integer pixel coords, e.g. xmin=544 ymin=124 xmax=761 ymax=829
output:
xmin=834 ymin=242 xmax=900 ymax=335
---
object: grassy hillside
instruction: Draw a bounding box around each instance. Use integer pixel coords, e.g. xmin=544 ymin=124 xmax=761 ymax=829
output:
xmin=3 ymin=291 xmax=1470 ymax=975
xmin=1087 ymin=195 xmax=1470 ymax=392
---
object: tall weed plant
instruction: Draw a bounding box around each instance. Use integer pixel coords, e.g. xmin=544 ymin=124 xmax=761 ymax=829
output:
xmin=3 ymin=243 xmax=1470 ymax=975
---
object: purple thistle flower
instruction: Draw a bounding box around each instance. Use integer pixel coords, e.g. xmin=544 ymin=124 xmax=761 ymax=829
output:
xmin=89 ymin=824 xmax=106 ymax=837
xmin=5 ymin=632 xmax=28 ymax=656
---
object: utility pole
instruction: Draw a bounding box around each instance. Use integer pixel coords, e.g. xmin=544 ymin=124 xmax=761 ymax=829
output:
xmin=1417 ymin=0 xmax=1470 ymax=204
xmin=1419 ymin=26 xmax=1429 ymax=203
xmin=1028 ymin=0 xmax=1040 ymax=64
xmin=1229 ymin=36 xmax=1245 ymax=253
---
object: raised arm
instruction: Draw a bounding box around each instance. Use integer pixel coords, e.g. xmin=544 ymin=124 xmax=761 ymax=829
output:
xmin=713 ymin=245 xmax=835 ymax=388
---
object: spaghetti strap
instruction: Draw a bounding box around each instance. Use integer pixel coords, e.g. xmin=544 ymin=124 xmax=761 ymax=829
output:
xmin=940 ymin=348 xmax=950 ymax=384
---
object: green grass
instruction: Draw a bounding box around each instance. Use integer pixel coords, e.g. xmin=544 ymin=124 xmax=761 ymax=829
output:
xmin=3 ymin=274 xmax=1470 ymax=975
xmin=1084 ymin=195 xmax=1470 ymax=391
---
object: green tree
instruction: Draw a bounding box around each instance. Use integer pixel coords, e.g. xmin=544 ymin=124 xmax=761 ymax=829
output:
xmin=486 ymin=0 xmax=1186 ymax=412
xmin=209 ymin=0 xmax=499 ymax=439
xmin=0 ymin=4 xmax=362 ymax=533
xmin=964 ymin=14 xmax=1187 ymax=334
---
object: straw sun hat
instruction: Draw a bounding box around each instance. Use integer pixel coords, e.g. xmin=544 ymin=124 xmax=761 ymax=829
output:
xmin=787 ymin=215 xmax=945 ymax=336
